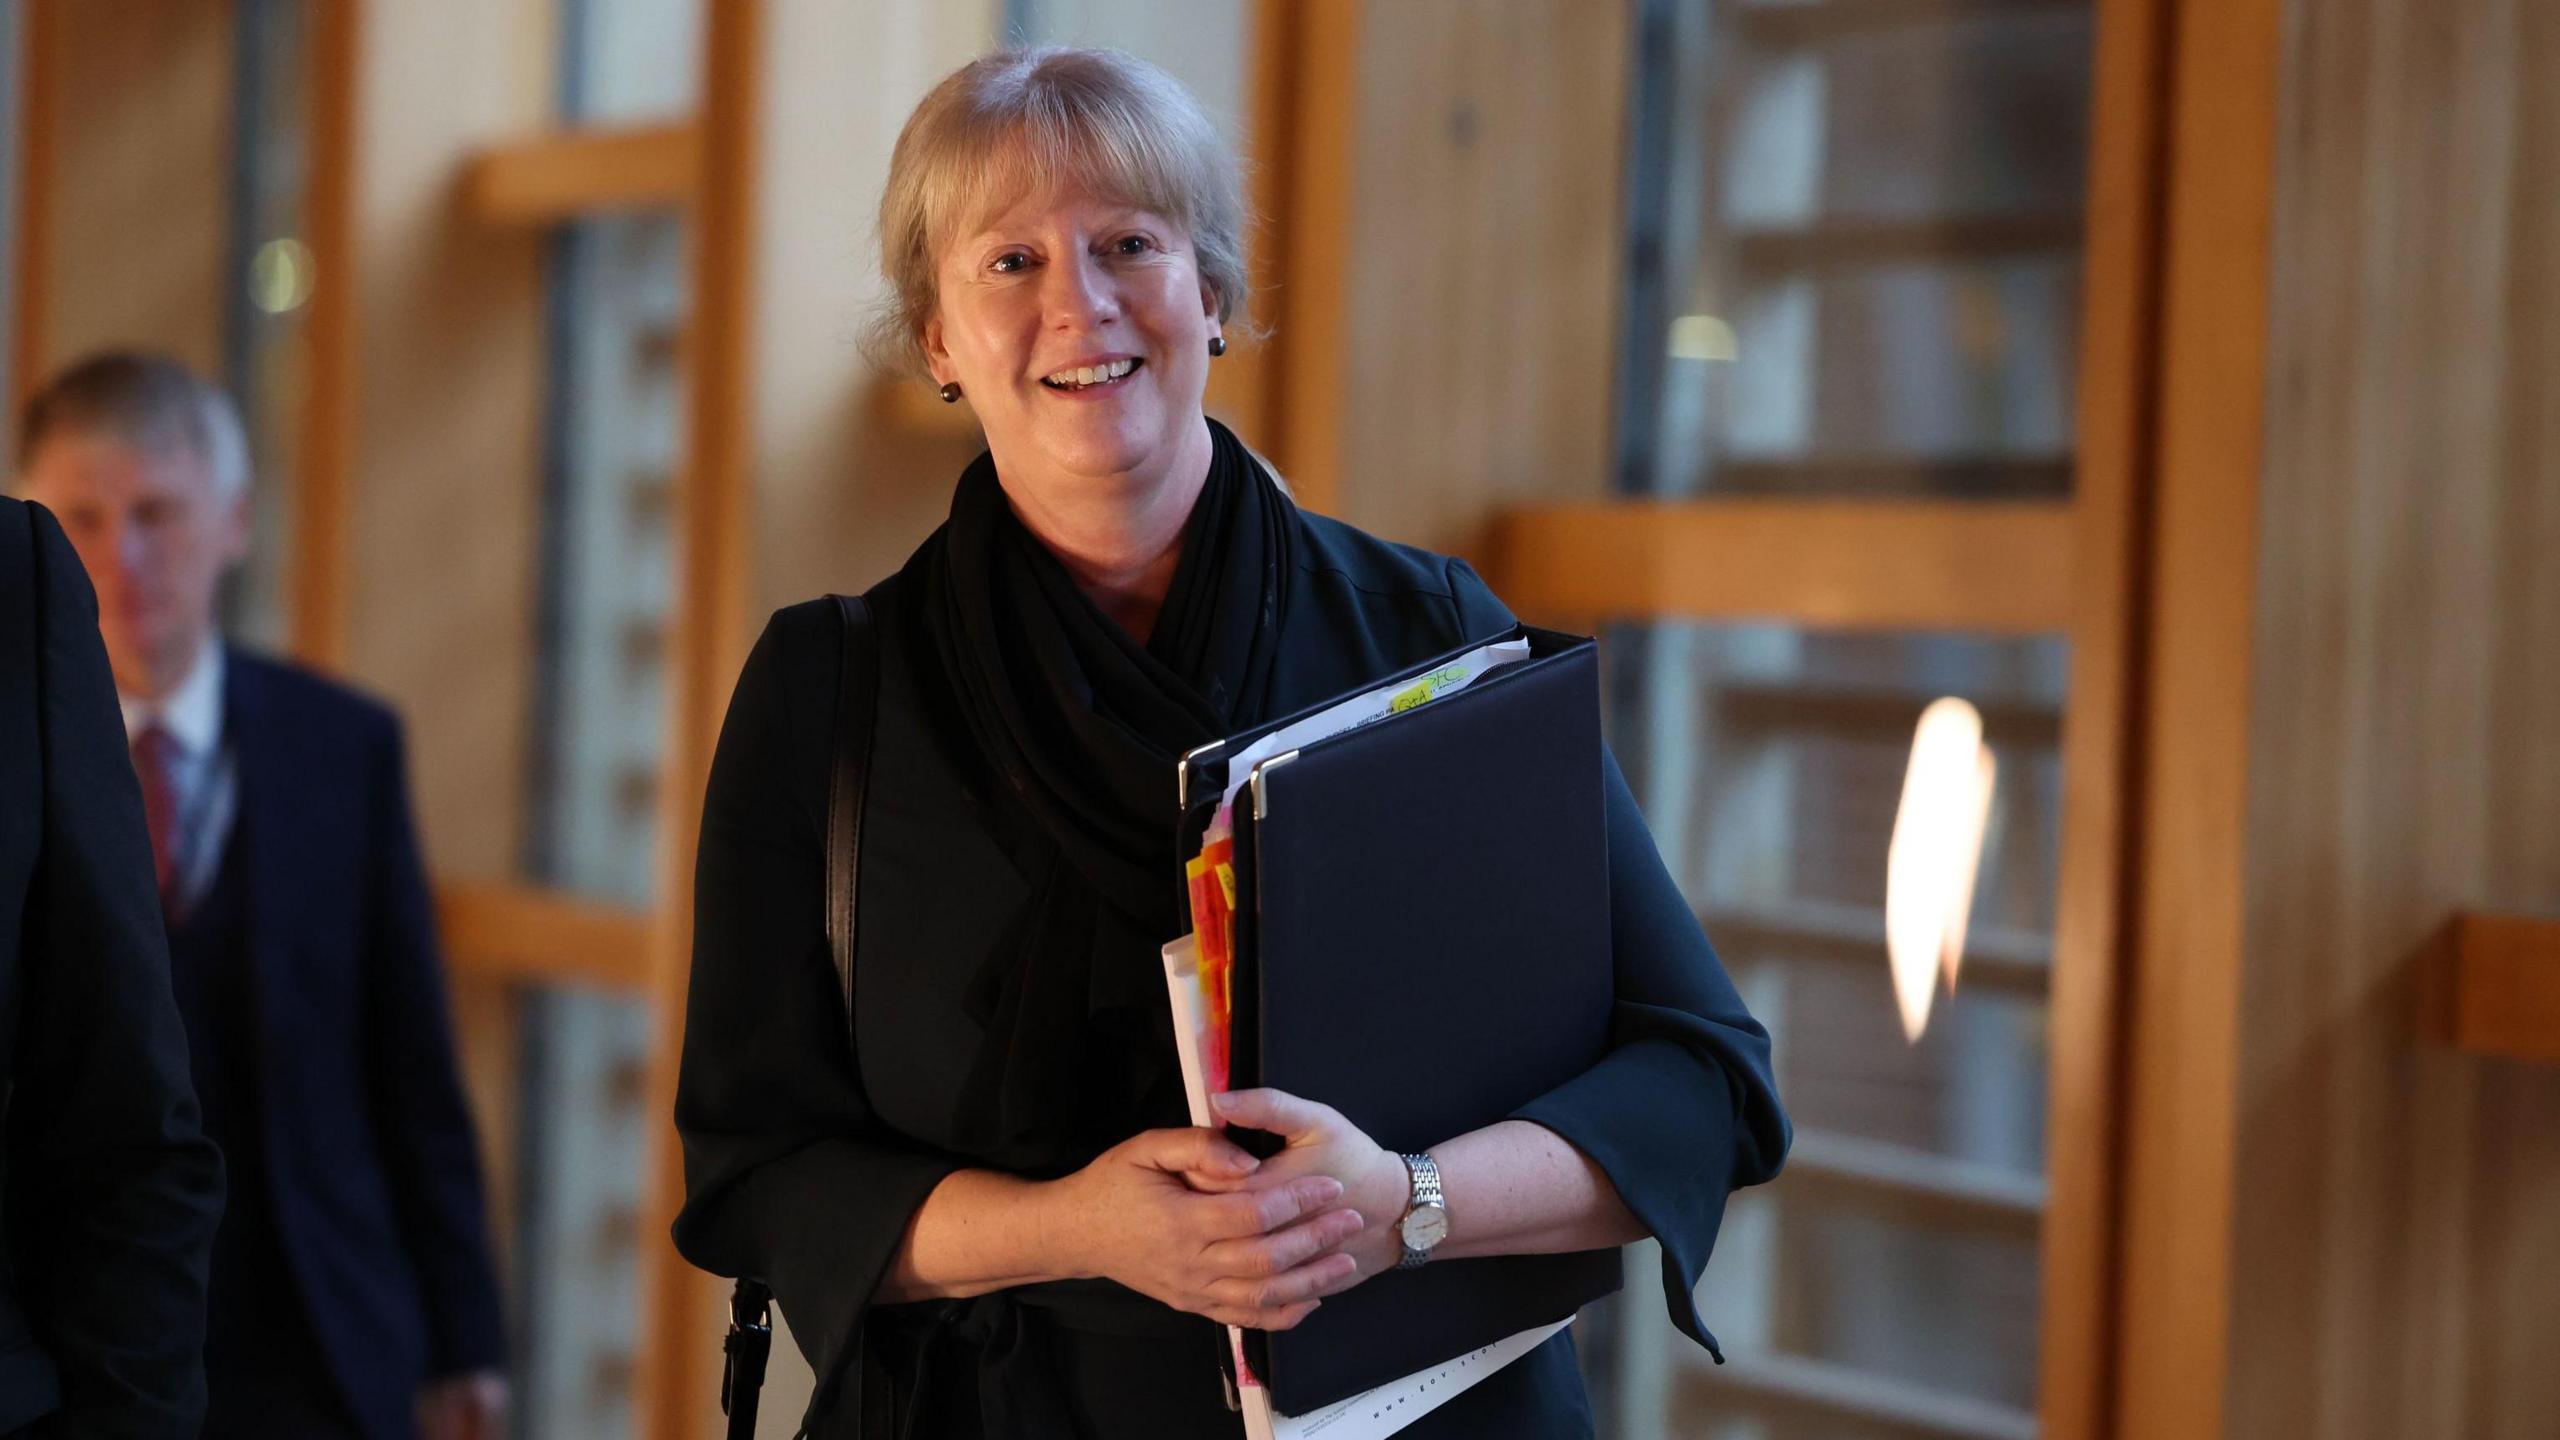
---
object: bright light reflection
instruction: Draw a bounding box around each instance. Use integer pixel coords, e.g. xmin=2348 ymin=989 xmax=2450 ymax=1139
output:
xmin=1885 ymin=697 xmax=1997 ymax=1044
xmin=250 ymin=238 xmax=314 ymax=315
xmin=1667 ymin=313 xmax=1739 ymax=361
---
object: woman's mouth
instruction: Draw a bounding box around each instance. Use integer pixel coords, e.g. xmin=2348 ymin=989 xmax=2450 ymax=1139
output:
xmin=1040 ymin=357 xmax=1141 ymax=392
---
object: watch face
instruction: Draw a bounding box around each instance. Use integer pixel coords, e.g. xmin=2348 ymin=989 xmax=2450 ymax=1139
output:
xmin=1401 ymin=1204 xmax=1449 ymax=1250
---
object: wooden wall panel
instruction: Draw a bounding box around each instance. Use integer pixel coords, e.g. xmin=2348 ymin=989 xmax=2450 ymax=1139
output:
xmin=1326 ymin=0 xmax=1628 ymax=555
xmin=637 ymin=0 xmax=767 ymax=1428
xmin=2223 ymin=0 xmax=2560 ymax=1436
xmin=33 ymin=0 xmax=235 ymax=379
xmin=340 ymin=0 xmax=553 ymax=881
xmin=744 ymin=0 xmax=991 ymax=623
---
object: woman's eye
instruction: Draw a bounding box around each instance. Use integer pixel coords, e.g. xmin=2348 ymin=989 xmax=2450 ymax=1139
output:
xmin=991 ymin=253 xmax=1029 ymax=274
xmin=1112 ymin=235 xmax=1153 ymax=256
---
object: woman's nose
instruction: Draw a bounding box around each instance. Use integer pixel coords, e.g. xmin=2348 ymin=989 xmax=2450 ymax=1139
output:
xmin=1042 ymin=251 xmax=1119 ymax=328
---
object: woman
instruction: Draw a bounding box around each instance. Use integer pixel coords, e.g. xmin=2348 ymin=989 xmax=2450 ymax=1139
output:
xmin=673 ymin=46 xmax=1788 ymax=1439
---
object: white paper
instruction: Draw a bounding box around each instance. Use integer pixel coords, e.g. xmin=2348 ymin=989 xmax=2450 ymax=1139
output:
xmin=1161 ymin=933 xmax=1217 ymax=1129
xmin=1161 ymin=933 xmax=1571 ymax=1440
xmin=1206 ymin=637 xmax=1531 ymax=824
xmin=1245 ymin=1319 xmax=1572 ymax=1440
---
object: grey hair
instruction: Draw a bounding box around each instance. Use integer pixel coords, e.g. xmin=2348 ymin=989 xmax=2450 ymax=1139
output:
xmin=18 ymin=351 xmax=253 ymax=503
xmin=865 ymin=46 xmax=1257 ymax=377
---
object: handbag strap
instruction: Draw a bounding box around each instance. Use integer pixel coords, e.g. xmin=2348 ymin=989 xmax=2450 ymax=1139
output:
xmin=823 ymin=593 xmax=877 ymax=1024
xmin=724 ymin=593 xmax=879 ymax=1440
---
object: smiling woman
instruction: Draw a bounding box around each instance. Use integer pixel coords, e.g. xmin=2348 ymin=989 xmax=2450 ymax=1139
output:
xmin=669 ymin=46 xmax=1787 ymax=1440
xmin=869 ymin=48 xmax=1248 ymax=643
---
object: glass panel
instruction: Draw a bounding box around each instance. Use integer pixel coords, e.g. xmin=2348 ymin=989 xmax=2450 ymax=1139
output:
xmin=222 ymin=0 xmax=315 ymax=652
xmin=525 ymin=212 xmax=685 ymax=906
xmin=1583 ymin=623 xmax=2065 ymax=1439
xmin=510 ymin=206 xmax=688 ymax=1438
xmin=510 ymin=986 xmax=655 ymax=1438
xmin=1005 ymin=0 xmax=1253 ymax=147
xmin=1619 ymin=0 xmax=2094 ymax=498
xmin=560 ymin=0 xmax=703 ymax=125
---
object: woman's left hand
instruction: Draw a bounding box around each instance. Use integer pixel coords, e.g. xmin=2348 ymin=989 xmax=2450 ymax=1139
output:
xmin=1211 ymin=1089 xmax=1413 ymax=1287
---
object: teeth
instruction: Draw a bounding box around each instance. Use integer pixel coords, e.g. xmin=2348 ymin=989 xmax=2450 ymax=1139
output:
xmin=1046 ymin=358 xmax=1139 ymax=388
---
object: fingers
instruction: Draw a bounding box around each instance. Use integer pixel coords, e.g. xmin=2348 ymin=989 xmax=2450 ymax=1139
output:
xmin=1204 ymin=1203 xmax=1365 ymax=1283
xmin=1211 ymin=1087 xmax=1331 ymax=1138
xmin=1133 ymin=1125 xmax=1263 ymax=1181
xmin=1206 ymin=1175 xmax=1343 ymax=1239
xmin=1201 ymin=1221 xmax=1367 ymax=1317
xmin=1156 ymin=1172 xmax=1373 ymax=1330
xmin=1176 ymin=1165 xmax=1258 ymax=1195
xmin=1207 ymin=1297 xmax=1324 ymax=1332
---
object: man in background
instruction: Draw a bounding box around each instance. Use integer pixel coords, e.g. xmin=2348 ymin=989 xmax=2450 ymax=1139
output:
xmin=0 ymin=493 xmax=225 ymax=1436
xmin=17 ymin=352 xmax=508 ymax=1440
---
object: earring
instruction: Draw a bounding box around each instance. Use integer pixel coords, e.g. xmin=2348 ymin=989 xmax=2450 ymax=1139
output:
xmin=939 ymin=381 xmax=962 ymax=404
xmin=1208 ymin=335 xmax=1227 ymax=358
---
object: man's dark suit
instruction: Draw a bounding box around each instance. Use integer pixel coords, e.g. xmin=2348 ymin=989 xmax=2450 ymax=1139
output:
xmin=0 ymin=496 xmax=225 ymax=1436
xmin=191 ymin=645 xmax=507 ymax=1439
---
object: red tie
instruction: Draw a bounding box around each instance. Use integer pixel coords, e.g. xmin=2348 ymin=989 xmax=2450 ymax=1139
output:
xmin=131 ymin=725 xmax=182 ymax=911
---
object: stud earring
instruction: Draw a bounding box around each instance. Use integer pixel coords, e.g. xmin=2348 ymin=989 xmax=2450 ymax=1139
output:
xmin=1208 ymin=335 xmax=1227 ymax=358
xmin=939 ymin=381 xmax=962 ymax=404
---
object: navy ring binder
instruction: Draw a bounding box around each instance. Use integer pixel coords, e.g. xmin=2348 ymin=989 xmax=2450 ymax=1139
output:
xmin=1184 ymin=626 xmax=1625 ymax=1415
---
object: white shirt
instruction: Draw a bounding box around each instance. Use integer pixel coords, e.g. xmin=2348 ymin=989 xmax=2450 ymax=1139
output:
xmin=118 ymin=636 xmax=238 ymax=914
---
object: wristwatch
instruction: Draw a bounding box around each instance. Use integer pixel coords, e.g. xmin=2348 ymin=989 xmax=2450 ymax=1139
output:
xmin=1395 ymin=1153 xmax=1448 ymax=1270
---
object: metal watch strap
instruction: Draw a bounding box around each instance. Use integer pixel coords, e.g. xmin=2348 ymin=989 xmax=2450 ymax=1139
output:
xmin=1397 ymin=1152 xmax=1444 ymax=1270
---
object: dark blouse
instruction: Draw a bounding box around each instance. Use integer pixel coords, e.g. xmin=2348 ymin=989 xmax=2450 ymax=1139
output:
xmin=672 ymin=505 xmax=1790 ymax=1438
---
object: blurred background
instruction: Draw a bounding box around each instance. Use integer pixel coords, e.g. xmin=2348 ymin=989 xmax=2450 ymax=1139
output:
xmin=3 ymin=0 xmax=2554 ymax=1437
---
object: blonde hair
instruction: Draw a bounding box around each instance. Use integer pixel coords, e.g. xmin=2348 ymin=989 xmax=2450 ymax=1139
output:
xmin=867 ymin=47 xmax=1254 ymax=376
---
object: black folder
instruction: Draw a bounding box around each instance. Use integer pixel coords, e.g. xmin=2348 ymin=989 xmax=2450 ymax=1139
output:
xmin=1181 ymin=626 xmax=1623 ymax=1415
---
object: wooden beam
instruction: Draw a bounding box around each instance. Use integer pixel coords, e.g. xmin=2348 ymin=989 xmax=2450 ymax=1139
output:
xmin=638 ymin=2 xmax=758 ymax=1433
xmin=464 ymin=121 xmax=701 ymax=227
xmin=2111 ymin=0 xmax=2284 ymax=1432
xmin=1272 ymin=0 xmax=1359 ymax=513
xmin=2038 ymin=0 xmax=2176 ymax=1432
xmin=1487 ymin=499 xmax=2075 ymax=633
xmin=438 ymin=879 xmax=652 ymax=991
xmin=2445 ymin=912 xmax=2560 ymax=1065
xmin=291 ymin=0 xmax=359 ymax=670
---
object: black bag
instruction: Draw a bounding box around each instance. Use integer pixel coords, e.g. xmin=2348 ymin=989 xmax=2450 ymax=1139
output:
xmin=722 ymin=594 xmax=877 ymax=1440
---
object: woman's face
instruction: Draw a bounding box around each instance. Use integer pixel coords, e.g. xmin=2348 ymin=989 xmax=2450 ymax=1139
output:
xmin=926 ymin=185 xmax=1220 ymax=496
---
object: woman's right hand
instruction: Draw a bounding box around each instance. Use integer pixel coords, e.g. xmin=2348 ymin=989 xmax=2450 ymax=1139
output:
xmin=1044 ymin=1126 xmax=1367 ymax=1331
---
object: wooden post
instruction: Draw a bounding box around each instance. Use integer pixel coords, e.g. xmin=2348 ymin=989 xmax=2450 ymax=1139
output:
xmin=638 ymin=0 xmax=758 ymax=1435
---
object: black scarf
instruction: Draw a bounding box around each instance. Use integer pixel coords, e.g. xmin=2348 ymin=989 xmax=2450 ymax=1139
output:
xmin=917 ymin=417 xmax=1294 ymax=1167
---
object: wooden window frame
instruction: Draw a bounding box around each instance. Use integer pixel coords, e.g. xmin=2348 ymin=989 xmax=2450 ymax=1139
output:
xmin=1469 ymin=1 xmax=2188 ymax=1436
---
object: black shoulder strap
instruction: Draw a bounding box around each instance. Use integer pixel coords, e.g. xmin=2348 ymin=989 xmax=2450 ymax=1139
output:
xmin=824 ymin=592 xmax=877 ymax=1024
xmin=724 ymin=592 xmax=878 ymax=1440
